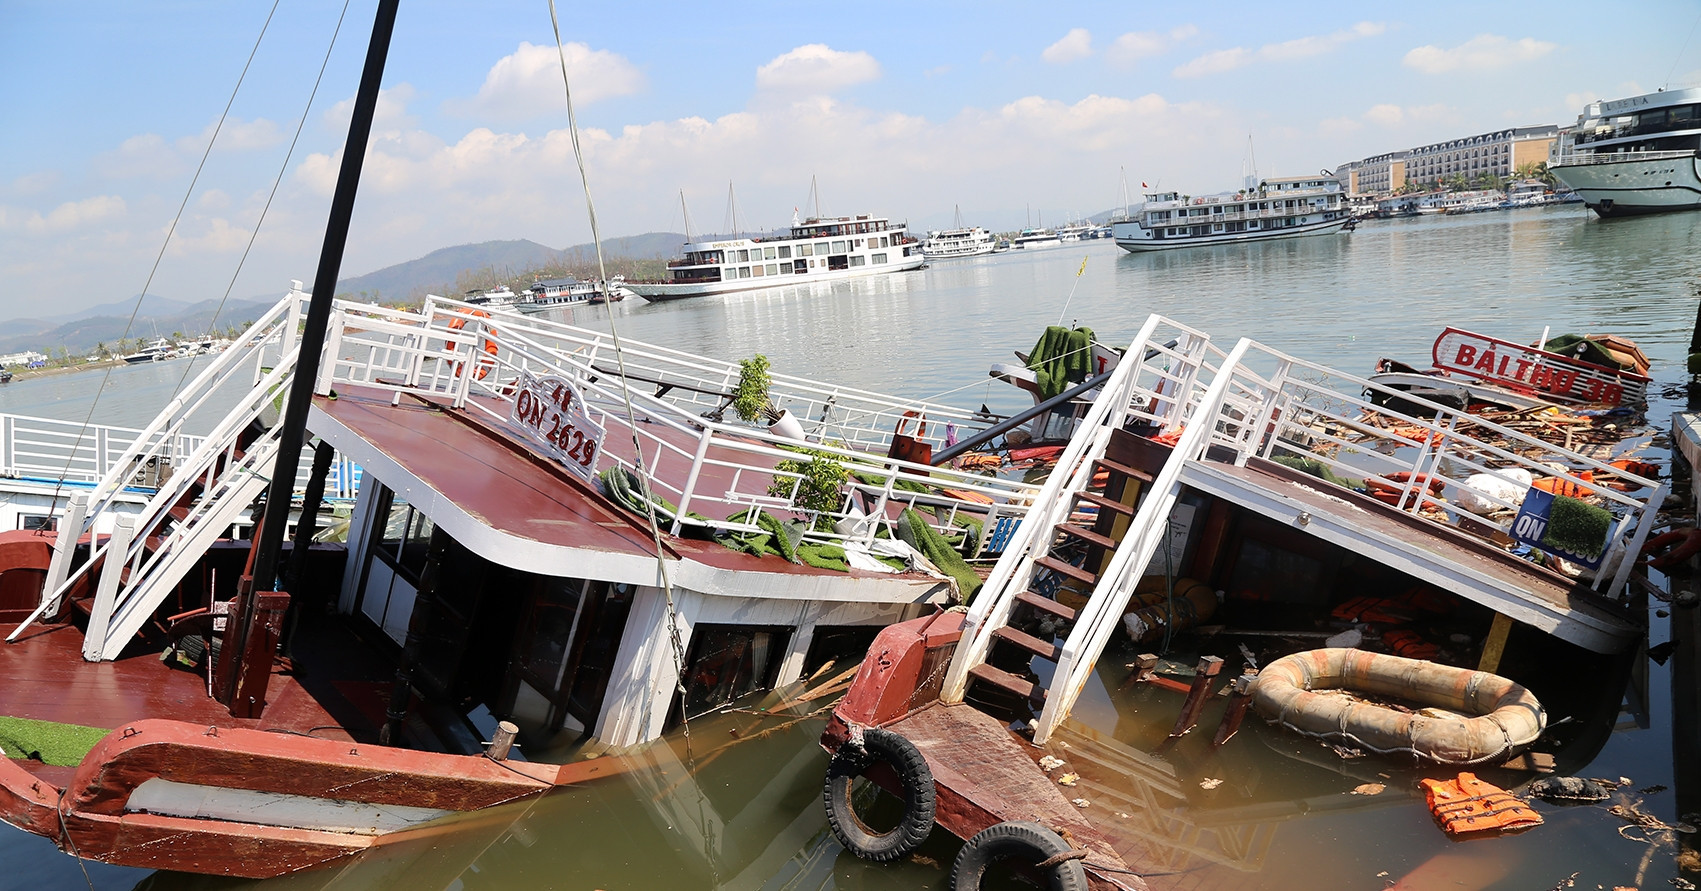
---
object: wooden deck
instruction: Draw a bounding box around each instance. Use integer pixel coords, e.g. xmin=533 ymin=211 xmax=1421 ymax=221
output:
xmin=887 ymin=701 xmax=1148 ymax=891
xmin=1178 ymin=456 xmax=1637 ymax=653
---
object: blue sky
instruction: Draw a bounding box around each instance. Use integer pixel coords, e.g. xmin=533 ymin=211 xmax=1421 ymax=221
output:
xmin=2 ymin=0 xmax=1698 ymax=316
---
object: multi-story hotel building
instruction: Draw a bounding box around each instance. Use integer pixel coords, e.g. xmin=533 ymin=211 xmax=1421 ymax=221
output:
xmin=1342 ymin=126 xmax=1559 ymax=196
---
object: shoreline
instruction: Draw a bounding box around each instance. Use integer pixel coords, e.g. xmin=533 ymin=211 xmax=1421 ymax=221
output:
xmin=5 ymin=359 xmax=131 ymax=383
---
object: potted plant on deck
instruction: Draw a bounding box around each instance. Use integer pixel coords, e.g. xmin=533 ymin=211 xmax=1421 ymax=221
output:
xmin=732 ymin=354 xmax=806 ymax=440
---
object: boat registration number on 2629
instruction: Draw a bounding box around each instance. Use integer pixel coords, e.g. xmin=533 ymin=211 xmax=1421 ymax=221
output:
xmin=510 ymin=372 xmax=606 ymax=481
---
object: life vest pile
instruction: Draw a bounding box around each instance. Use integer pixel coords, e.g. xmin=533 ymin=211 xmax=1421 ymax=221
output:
xmin=1419 ymin=772 xmax=1543 ymax=838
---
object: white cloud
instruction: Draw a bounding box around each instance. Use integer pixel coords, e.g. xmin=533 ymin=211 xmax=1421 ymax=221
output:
xmin=326 ymin=84 xmax=420 ymax=133
xmin=1361 ymin=102 xmax=1454 ymax=129
xmin=1174 ymin=21 xmax=1385 ymax=77
xmin=1042 ymin=29 xmax=1093 ymax=64
xmin=756 ymin=45 xmax=880 ymax=95
xmin=182 ymin=117 xmax=283 ymax=153
xmin=1106 ymin=25 xmax=1197 ymax=68
xmin=456 ymin=42 xmax=644 ymax=120
xmin=9 ymin=171 xmax=59 ymax=195
xmin=1403 ymin=35 xmax=1556 ymax=74
xmin=169 ymin=217 xmax=251 ymax=255
xmin=0 ymin=195 xmax=127 ymax=234
xmin=1365 ymin=104 xmax=1405 ymax=127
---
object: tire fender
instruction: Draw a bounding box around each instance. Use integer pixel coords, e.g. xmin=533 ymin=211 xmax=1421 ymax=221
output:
xmin=822 ymin=726 xmax=935 ymax=861
xmin=950 ymin=820 xmax=1088 ymax=891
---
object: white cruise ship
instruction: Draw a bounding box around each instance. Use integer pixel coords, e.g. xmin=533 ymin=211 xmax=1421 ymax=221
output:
xmin=922 ymin=225 xmax=995 ymax=259
xmin=1549 ymin=86 xmax=1701 ymax=218
xmin=1111 ymin=175 xmax=1351 ymax=252
xmin=626 ymin=213 xmax=924 ymax=301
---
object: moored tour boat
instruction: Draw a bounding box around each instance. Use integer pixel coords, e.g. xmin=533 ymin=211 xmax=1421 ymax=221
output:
xmin=1549 ymin=85 xmax=1701 ymax=218
xmin=625 ymin=211 xmax=924 ymax=301
xmin=922 ymin=226 xmax=996 ymax=259
xmin=1112 ymin=175 xmax=1352 ymax=252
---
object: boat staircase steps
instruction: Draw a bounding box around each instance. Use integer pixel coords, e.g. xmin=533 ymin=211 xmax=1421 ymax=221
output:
xmin=6 ymin=293 xmax=306 ymax=661
xmin=940 ymin=316 xmax=1232 ymax=746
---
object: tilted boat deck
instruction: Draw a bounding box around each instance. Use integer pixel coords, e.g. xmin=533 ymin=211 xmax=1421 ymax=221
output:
xmin=1179 ymin=456 xmax=1636 ymax=653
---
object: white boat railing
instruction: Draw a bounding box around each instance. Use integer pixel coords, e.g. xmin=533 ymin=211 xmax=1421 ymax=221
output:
xmin=1197 ymin=342 xmax=1666 ymax=601
xmin=0 ymin=412 xmax=359 ymax=500
xmin=316 ymin=296 xmax=1042 ymax=554
xmin=1551 ymin=148 xmax=1698 ymax=166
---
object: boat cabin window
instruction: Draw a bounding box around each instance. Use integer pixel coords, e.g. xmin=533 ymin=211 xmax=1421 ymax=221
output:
xmin=18 ymin=513 xmax=55 ymax=532
xmin=674 ymin=624 xmax=792 ymax=723
xmin=764 ymin=247 xmax=777 ymax=260
xmin=832 ymin=240 xmax=847 ymax=253
xmin=376 ymin=492 xmax=434 ymax=580
xmin=802 ymin=625 xmax=883 ymax=678
xmin=797 ymin=244 xmax=813 ymax=257
xmin=872 ymin=252 xmax=887 ymax=264
xmin=777 ymin=245 xmax=791 ymax=259
xmin=849 ymin=255 xmax=866 ymax=267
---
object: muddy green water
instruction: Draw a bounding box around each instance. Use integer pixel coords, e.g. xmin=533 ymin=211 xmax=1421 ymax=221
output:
xmin=3 ymin=206 xmax=1697 ymax=890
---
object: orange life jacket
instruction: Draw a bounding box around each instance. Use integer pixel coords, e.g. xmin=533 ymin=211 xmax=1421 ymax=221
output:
xmin=1420 ymin=772 xmax=1543 ymax=838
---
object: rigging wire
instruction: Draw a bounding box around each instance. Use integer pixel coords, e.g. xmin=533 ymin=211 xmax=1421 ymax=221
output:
xmin=545 ymin=0 xmax=695 ymax=750
xmin=1667 ymin=7 xmax=1701 ymax=89
xmin=163 ymin=0 xmax=356 ymax=411
xmin=546 ymin=2 xmax=720 ymax=879
xmin=47 ymin=0 xmax=284 ymax=513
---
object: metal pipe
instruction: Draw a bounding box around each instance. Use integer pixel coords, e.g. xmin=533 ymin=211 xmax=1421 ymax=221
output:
xmin=230 ymin=0 xmax=400 ymax=707
xmin=929 ymin=369 xmax=1114 ymax=466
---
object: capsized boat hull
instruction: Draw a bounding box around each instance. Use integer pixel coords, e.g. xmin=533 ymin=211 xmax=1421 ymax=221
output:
xmin=0 ymin=718 xmax=604 ymax=878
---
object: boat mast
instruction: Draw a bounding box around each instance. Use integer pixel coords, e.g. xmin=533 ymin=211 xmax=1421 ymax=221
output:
xmin=680 ymin=189 xmax=694 ymax=242
xmin=231 ymin=0 xmax=401 ymax=705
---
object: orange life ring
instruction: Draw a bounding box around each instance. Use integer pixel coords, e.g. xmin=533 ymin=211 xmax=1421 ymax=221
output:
xmin=448 ymin=309 xmax=499 ymax=380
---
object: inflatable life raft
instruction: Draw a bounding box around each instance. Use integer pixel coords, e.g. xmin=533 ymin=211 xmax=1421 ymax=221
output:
xmin=1250 ymin=648 xmax=1545 ymax=765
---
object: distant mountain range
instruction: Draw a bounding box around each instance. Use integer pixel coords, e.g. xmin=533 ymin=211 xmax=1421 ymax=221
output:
xmin=335 ymin=233 xmax=686 ymax=302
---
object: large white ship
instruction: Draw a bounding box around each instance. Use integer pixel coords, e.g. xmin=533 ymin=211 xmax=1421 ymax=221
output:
xmin=627 ymin=212 xmax=924 ymax=301
xmin=922 ymin=225 xmax=996 ymax=258
xmin=1549 ymin=86 xmax=1701 ymax=218
xmin=1111 ymin=175 xmax=1351 ymax=252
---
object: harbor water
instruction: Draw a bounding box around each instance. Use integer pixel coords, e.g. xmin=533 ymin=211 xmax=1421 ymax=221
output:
xmin=3 ymin=206 xmax=1698 ymax=889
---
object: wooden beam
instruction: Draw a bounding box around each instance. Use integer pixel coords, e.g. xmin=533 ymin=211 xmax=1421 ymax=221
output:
xmin=1478 ymin=612 xmax=1514 ymax=673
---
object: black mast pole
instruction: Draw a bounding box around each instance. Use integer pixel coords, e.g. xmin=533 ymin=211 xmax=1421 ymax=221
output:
xmin=226 ymin=0 xmax=400 ymax=703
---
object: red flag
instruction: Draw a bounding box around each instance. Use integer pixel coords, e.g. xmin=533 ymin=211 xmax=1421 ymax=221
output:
xmin=1141 ymin=181 xmax=1148 ymax=188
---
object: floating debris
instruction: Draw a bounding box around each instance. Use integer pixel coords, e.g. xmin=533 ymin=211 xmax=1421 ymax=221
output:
xmin=1351 ymin=783 xmax=1386 ymax=796
xmin=1072 ymin=797 xmax=1090 ymax=809
xmin=1057 ymin=773 xmax=1079 ymax=787
xmin=1638 ymin=784 xmax=1668 ymax=795
xmin=1038 ymin=755 xmax=1065 ymax=772
xmin=1528 ymin=776 xmax=1611 ymax=802
xmin=1199 ymin=777 xmax=1224 ymax=790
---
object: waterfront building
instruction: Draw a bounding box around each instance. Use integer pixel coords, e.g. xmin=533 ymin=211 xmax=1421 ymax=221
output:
xmin=1344 ymin=126 xmax=1558 ymax=197
xmin=1404 ymin=126 xmax=1557 ymax=190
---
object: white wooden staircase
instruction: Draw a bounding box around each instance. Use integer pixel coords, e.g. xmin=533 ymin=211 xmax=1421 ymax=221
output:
xmin=941 ymin=316 xmax=1254 ymax=745
xmin=7 ymin=290 xmax=309 ymax=660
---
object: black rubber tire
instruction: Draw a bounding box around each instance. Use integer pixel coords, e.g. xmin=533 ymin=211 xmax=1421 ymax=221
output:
xmin=822 ymin=727 xmax=936 ymax=861
xmin=950 ymin=820 xmax=1089 ymax=891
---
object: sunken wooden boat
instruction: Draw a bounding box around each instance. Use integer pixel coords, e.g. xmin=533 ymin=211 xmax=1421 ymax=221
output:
xmin=819 ymin=314 xmax=1665 ymax=889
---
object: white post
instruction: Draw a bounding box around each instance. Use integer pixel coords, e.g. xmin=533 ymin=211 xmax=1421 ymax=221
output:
xmin=670 ymin=428 xmax=716 ymax=536
xmin=83 ymin=514 xmax=136 ymax=662
xmin=0 ymin=414 xmax=13 ymax=477
xmin=42 ymin=492 xmax=91 ymax=614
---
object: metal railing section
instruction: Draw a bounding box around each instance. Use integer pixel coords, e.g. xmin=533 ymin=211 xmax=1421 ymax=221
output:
xmin=316 ymin=296 xmax=1043 ymax=553
xmin=1196 ymin=342 xmax=1666 ymax=601
xmin=1550 ymin=148 xmax=1698 ymax=166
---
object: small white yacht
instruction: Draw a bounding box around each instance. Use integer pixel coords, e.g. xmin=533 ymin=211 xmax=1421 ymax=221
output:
xmin=1111 ymin=175 xmax=1351 ymax=252
xmin=922 ymin=207 xmax=997 ymax=259
xmin=1011 ymin=227 xmax=1061 ymax=249
xmin=1549 ymin=86 xmax=1701 ymax=217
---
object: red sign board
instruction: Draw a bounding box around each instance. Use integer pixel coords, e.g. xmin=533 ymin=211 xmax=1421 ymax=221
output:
xmin=1431 ymin=328 xmax=1650 ymax=406
xmin=510 ymin=372 xmax=605 ymax=481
